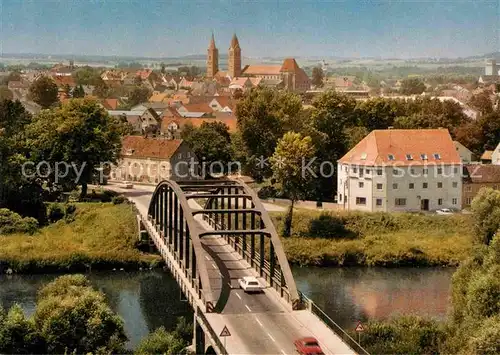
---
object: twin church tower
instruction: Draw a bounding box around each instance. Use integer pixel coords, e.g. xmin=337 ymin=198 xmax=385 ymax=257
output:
xmin=207 ymin=33 xmax=241 ymax=79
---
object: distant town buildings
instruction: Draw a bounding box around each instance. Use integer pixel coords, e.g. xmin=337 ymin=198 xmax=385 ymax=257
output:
xmin=478 ymin=59 xmax=500 ymax=86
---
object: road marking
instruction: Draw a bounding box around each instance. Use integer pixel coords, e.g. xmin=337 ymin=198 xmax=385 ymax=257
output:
xmin=205 ymin=255 xmax=210 ymax=260
xmin=255 ymin=318 xmax=263 ymax=327
xmin=211 ymin=263 xmax=217 ymax=268
xmin=218 ymin=271 xmax=223 ymax=277
xmin=245 ymin=305 xmax=252 ymax=312
xmin=267 ymin=333 xmax=276 ymax=342
xmin=280 ymin=350 xmax=286 ymax=355
xmin=235 ymin=293 xmax=242 ymax=300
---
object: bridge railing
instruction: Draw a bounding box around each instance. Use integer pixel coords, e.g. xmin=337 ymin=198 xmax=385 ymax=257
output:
xmin=299 ymin=292 xmax=370 ymax=355
xmin=197 ymin=307 xmax=228 ymax=355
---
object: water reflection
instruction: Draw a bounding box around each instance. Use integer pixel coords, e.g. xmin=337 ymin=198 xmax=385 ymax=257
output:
xmin=293 ymin=267 xmax=454 ymax=330
xmin=0 ymin=271 xmax=192 ymax=349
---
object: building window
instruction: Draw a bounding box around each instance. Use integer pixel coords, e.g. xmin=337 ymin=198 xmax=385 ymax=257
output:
xmin=353 ymin=167 xmax=357 ymax=173
xmin=359 ymin=182 xmax=364 ymax=188
xmin=406 ymin=154 xmax=413 ymax=160
xmin=437 ymin=168 xmax=443 ymax=175
xmin=365 ymin=169 xmax=370 ymax=174
xmin=409 ymin=183 xmax=414 ymax=189
xmin=423 ymin=168 xmax=428 ymax=175
xmin=388 ymin=154 xmax=395 ymax=161
xmin=339 ymin=194 xmax=342 ymax=202
xmin=178 ymin=153 xmax=182 ymax=159
xmin=377 ymin=169 xmax=383 ymax=176
xmin=453 ymin=167 xmax=458 ymax=174
xmin=410 ymin=168 xmax=415 ymax=175
xmin=377 ymin=183 xmax=383 ymax=190
xmin=438 ymin=198 xmax=443 ymax=205
xmin=438 ymin=182 xmax=443 ymax=188
xmin=434 ymin=153 xmax=441 ymax=160
xmin=376 ymin=199 xmax=383 ymax=206
xmin=466 ymin=185 xmax=472 ymax=192
xmin=452 ymin=182 xmax=458 ymax=188
xmin=421 ymin=154 xmax=428 ymax=160
xmin=423 ymin=182 xmax=428 ymax=188
xmin=393 ymin=183 xmax=398 ymax=189
xmin=360 ymin=152 xmax=367 ymax=160
xmin=356 ymin=197 xmax=367 ymax=205
xmin=452 ymin=198 xmax=457 ymax=204
xmin=466 ymin=197 xmax=472 ymax=205
xmin=392 ymin=169 xmax=400 ymax=176
xmin=395 ymin=198 xmax=407 ymax=206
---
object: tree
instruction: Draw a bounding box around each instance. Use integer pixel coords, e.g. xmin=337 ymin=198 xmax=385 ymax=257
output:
xmin=343 ymin=126 xmax=369 ymax=150
xmin=182 ymin=121 xmax=232 ymax=176
xmin=73 ymin=66 xmax=101 ymax=86
xmin=5 ymin=71 xmax=21 ymax=84
xmin=33 ymin=275 xmax=127 ymax=354
xmin=29 ymin=76 xmax=58 ymax=108
xmin=469 ymin=91 xmax=494 ymax=116
xmin=128 ymin=86 xmax=151 ymax=107
xmin=471 ymin=188 xmax=500 ymax=245
xmin=135 ymin=326 xmax=186 ymax=355
xmin=72 ymin=84 xmax=85 ymax=98
xmin=311 ymin=67 xmax=324 ymax=88
xmin=235 ymin=87 xmax=302 ymax=181
xmin=270 ymin=132 xmax=315 ymax=237
xmin=26 ymin=98 xmax=123 ymax=198
xmin=134 ymin=75 xmax=143 ymax=85
xmin=354 ymin=98 xmax=406 ymax=130
xmin=455 ymin=111 xmax=500 ymax=155
xmin=0 ymin=304 xmax=46 ymax=354
xmin=92 ymin=78 xmax=109 ymax=99
xmin=400 ymin=78 xmax=426 ymax=95
xmin=0 ymin=86 xmax=13 ymax=101
xmin=160 ymin=63 xmax=166 ymax=74
xmin=62 ymin=84 xmax=71 ymax=97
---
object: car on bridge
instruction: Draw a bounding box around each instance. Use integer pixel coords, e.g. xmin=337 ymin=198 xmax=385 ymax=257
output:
xmin=294 ymin=337 xmax=325 ymax=355
xmin=238 ymin=276 xmax=263 ymax=293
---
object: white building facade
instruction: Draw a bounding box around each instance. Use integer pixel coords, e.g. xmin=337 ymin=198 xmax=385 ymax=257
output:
xmin=337 ymin=129 xmax=463 ymax=212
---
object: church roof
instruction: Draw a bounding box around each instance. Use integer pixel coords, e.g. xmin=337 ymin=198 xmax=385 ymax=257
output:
xmin=230 ymin=34 xmax=240 ymax=48
xmin=242 ymin=65 xmax=282 ymax=75
xmin=209 ymin=33 xmax=216 ymax=49
xmin=280 ymin=58 xmax=301 ymax=72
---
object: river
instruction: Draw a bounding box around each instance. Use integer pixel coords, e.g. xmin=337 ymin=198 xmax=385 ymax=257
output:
xmin=0 ymin=267 xmax=454 ymax=349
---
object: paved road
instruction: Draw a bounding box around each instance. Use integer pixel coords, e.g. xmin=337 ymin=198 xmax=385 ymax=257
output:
xmin=103 ymin=183 xmax=357 ymax=355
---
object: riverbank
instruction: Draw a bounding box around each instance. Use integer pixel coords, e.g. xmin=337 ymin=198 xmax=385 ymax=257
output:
xmin=0 ymin=203 xmax=162 ymax=274
xmin=272 ymin=210 xmax=475 ymax=266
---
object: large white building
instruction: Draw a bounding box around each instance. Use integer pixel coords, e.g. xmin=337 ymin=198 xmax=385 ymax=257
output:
xmin=492 ymin=142 xmax=500 ymax=165
xmin=337 ymin=129 xmax=463 ymax=212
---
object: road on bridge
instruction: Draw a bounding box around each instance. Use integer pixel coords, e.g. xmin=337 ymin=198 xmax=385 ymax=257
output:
xmin=102 ymin=183 xmax=357 ymax=355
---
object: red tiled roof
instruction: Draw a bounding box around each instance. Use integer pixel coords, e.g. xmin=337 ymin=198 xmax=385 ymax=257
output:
xmin=481 ymin=150 xmax=493 ymax=160
xmin=464 ymin=164 xmax=500 ymax=183
xmin=52 ymin=76 xmax=76 ymax=87
xmin=121 ymin=136 xmax=183 ymax=159
xmin=162 ymin=114 xmax=237 ymax=133
xmin=136 ymin=69 xmax=152 ymax=80
xmin=339 ymin=129 xmax=461 ymax=165
xmin=242 ymin=65 xmax=282 ymax=76
xmin=102 ymin=98 xmax=119 ymax=110
xmin=180 ymin=103 xmax=214 ymax=113
xmin=280 ymin=58 xmax=301 ymax=72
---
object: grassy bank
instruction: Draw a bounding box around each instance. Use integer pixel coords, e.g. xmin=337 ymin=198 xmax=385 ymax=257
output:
xmin=271 ymin=210 xmax=475 ymax=266
xmin=0 ymin=203 xmax=162 ymax=273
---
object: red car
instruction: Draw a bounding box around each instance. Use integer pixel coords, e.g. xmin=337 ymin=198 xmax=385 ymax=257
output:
xmin=294 ymin=337 xmax=325 ymax=355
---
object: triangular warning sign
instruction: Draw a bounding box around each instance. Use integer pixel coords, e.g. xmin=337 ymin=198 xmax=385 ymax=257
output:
xmin=220 ymin=325 xmax=231 ymax=337
xmin=355 ymin=321 xmax=365 ymax=332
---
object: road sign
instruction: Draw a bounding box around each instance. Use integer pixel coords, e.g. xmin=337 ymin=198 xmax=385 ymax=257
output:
xmin=355 ymin=321 xmax=365 ymax=332
xmin=220 ymin=325 xmax=231 ymax=337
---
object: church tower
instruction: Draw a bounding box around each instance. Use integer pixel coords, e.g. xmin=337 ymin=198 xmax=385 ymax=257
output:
xmin=207 ymin=33 xmax=219 ymax=78
xmin=228 ymin=33 xmax=241 ymax=78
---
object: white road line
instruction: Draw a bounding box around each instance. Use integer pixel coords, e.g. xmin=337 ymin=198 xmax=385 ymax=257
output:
xmin=235 ymin=293 xmax=242 ymax=300
xmin=211 ymin=263 xmax=217 ymax=268
xmin=255 ymin=318 xmax=263 ymax=327
xmin=267 ymin=333 xmax=276 ymax=342
xmin=245 ymin=305 xmax=252 ymax=312
xmin=280 ymin=350 xmax=286 ymax=355
xmin=205 ymin=255 xmax=210 ymax=260
xmin=218 ymin=271 xmax=223 ymax=277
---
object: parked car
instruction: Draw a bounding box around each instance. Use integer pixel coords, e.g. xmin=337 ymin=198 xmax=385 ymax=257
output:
xmin=436 ymin=208 xmax=453 ymax=215
xmin=122 ymin=181 xmax=134 ymax=189
xmin=294 ymin=337 xmax=324 ymax=355
xmin=238 ymin=276 xmax=263 ymax=293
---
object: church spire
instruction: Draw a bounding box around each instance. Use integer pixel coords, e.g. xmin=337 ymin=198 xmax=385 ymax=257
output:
xmin=230 ymin=33 xmax=240 ymax=49
xmin=209 ymin=31 xmax=216 ymax=49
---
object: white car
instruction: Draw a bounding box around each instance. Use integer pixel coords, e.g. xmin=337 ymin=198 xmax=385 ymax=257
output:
xmin=238 ymin=276 xmax=263 ymax=293
xmin=122 ymin=181 xmax=134 ymax=189
xmin=436 ymin=208 xmax=453 ymax=215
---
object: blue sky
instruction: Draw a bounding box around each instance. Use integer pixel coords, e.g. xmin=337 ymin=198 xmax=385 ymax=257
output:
xmin=0 ymin=0 xmax=498 ymax=58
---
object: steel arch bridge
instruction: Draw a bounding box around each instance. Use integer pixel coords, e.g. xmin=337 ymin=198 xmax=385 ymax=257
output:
xmin=147 ymin=178 xmax=301 ymax=313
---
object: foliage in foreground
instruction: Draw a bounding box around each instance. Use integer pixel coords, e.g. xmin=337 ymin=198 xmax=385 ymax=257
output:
xmin=0 ymin=208 xmax=39 ymax=235
xmin=135 ymin=322 xmax=191 ymax=355
xmin=0 ymin=275 xmax=127 ymax=354
xmin=0 ymin=203 xmax=160 ymax=272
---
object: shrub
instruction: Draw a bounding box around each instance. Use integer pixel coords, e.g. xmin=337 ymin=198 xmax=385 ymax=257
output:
xmin=0 ymin=304 xmax=46 ymax=354
xmin=112 ymin=196 xmax=126 ymax=205
xmin=465 ymin=315 xmax=500 ymax=355
xmin=0 ymin=208 xmax=39 ymax=235
xmin=135 ymin=326 xmax=186 ymax=355
xmin=47 ymin=203 xmax=65 ymax=223
xmin=308 ymin=213 xmax=355 ymax=239
xmin=471 ymin=188 xmax=500 ymax=244
xmin=257 ymin=185 xmax=278 ymax=199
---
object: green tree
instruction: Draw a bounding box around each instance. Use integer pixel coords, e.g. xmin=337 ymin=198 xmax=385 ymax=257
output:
xmin=311 ymin=67 xmax=324 ymax=88
xmin=134 ymin=75 xmax=143 ymax=85
xmin=468 ymin=91 xmax=494 ymax=116
xmin=400 ymin=77 xmax=426 ymax=95
xmin=128 ymin=86 xmax=152 ymax=107
xmin=72 ymin=84 xmax=85 ymax=98
xmin=182 ymin=121 xmax=232 ymax=175
xmin=0 ymin=86 xmax=13 ymax=101
xmin=236 ymin=87 xmax=302 ymax=181
xmin=29 ymin=76 xmax=59 ymax=108
xmin=343 ymin=126 xmax=369 ymax=150
xmin=26 ymin=98 xmax=123 ymax=198
xmin=5 ymin=71 xmax=21 ymax=83
xmin=0 ymin=304 xmax=46 ymax=354
xmin=73 ymin=66 xmax=101 ymax=85
xmin=135 ymin=326 xmax=186 ymax=355
xmin=471 ymin=187 xmax=500 ymax=245
xmin=354 ymin=98 xmax=406 ymax=130
xmin=34 ymin=275 xmax=127 ymax=354
xmin=92 ymin=78 xmax=110 ymax=98
xmin=454 ymin=110 xmax=500 ymax=155
xmin=270 ymin=132 xmax=316 ymax=237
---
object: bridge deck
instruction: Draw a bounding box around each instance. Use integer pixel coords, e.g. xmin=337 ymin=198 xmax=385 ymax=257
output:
xmin=106 ymin=183 xmax=357 ymax=355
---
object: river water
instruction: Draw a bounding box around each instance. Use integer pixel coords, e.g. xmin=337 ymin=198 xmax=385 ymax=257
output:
xmin=0 ymin=267 xmax=454 ymax=349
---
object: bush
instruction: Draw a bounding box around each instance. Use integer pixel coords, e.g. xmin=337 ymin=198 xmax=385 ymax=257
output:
xmin=47 ymin=203 xmax=65 ymax=223
xmin=112 ymin=196 xmax=126 ymax=205
xmin=0 ymin=208 xmax=39 ymax=235
xmin=0 ymin=304 xmax=46 ymax=354
xmin=257 ymin=185 xmax=278 ymax=199
xmin=135 ymin=326 xmax=186 ymax=355
xmin=308 ymin=213 xmax=355 ymax=239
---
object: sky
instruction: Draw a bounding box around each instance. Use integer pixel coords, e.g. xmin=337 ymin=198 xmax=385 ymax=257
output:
xmin=0 ymin=0 xmax=499 ymax=59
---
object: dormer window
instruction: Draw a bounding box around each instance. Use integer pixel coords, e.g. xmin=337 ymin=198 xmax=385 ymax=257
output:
xmin=421 ymin=154 xmax=428 ymax=160
xmin=360 ymin=153 xmax=367 ymax=160
xmin=406 ymin=154 xmax=413 ymax=160
xmin=388 ymin=154 xmax=395 ymax=161
xmin=434 ymin=153 xmax=441 ymax=160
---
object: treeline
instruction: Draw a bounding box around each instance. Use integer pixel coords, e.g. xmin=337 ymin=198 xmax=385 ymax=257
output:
xmin=0 ymin=275 xmax=191 ymax=354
